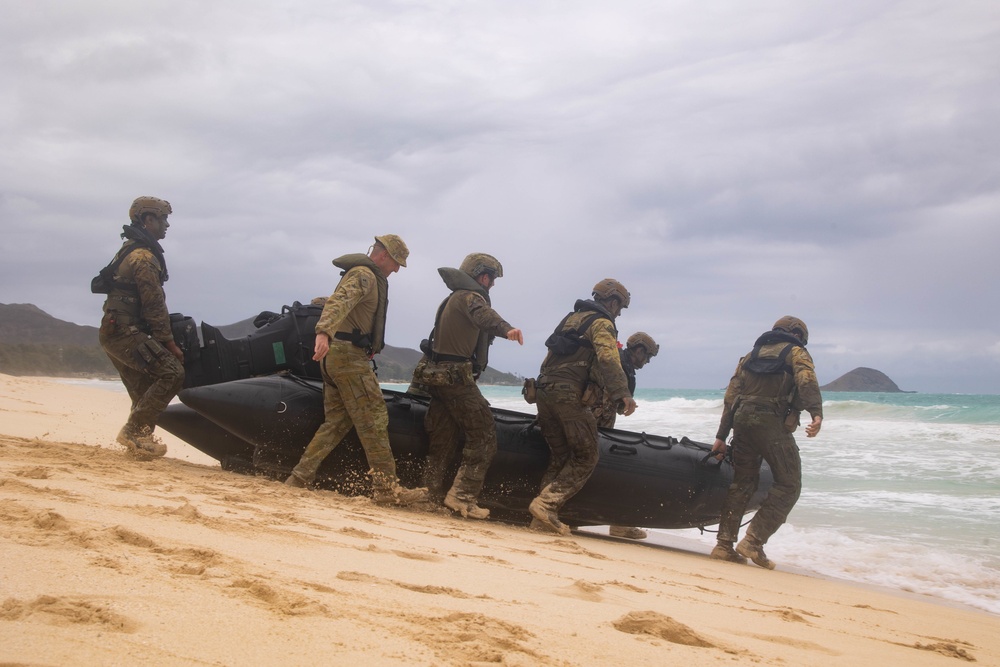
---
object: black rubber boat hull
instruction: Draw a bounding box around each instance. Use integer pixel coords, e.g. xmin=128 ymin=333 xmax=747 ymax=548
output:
xmin=161 ymin=374 xmax=772 ymax=529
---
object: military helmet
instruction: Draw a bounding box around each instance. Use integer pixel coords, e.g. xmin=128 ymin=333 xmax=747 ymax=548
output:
xmin=459 ymin=253 xmax=504 ymax=279
xmin=592 ymin=278 xmax=631 ymax=308
xmin=626 ymin=332 xmax=659 ymax=357
xmin=129 ymin=196 xmax=172 ymax=225
xmin=374 ymin=234 xmax=409 ymax=267
xmin=773 ymin=315 xmax=809 ymax=345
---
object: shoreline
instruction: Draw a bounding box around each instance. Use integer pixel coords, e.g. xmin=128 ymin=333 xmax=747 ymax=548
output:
xmin=13 ymin=374 xmax=1000 ymax=617
xmin=2 ymin=373 xmax=999 ymax=665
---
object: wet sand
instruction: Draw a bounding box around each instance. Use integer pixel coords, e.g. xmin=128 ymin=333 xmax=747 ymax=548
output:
xmin=1 ymin=373 xmax=996 ymax=665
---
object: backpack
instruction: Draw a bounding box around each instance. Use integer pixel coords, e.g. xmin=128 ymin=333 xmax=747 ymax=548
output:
xmin=91 ymin=245 xmax=143 ymax=295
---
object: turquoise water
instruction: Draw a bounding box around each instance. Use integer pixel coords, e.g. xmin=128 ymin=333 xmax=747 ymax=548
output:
xmin=473 ymin=385 xmax=1000 ymax=615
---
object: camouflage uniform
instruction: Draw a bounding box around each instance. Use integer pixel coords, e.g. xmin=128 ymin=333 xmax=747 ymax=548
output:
xmin=289 ymin=263 xmax=398 ymax=492
xmin=715 ymin=338 xmax=823 ymax=547
xmin=533 ymin=302 xmax=631 ymax=525
xmin=591 ymin=347 xmax=635 ymax=429
xmin=99 ymin=235 xmax=184 ymax=436
xmin=418 ymin=290 xmax=514 ymax=505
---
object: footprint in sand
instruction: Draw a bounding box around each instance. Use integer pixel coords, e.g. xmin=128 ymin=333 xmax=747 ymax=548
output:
xmin=0 ymin=595 xmax=139 ymax=633
xmin=613 ymin=610 xmax=716 ymax=648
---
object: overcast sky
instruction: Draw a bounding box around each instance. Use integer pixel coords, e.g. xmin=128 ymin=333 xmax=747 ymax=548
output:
xmin=3 ymin=1 xmax=998 ymax=393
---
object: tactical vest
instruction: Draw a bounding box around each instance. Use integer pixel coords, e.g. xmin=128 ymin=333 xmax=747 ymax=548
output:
xmin=423 ymin=267 xmax=493 ymax=374
xmin=96 ymin=225 xmax=168 ymax=321
xmin=330 ymin=253 xmax=388 ymax=355
xmin=736 ymin=331 xmax=804 ymax=413
xmin=538 ymin=299 xmax=616 ymax=387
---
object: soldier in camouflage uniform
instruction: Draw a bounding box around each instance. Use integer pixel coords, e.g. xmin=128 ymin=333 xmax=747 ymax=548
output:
xmin=594 ymin=332 xmax=659 ymax=540
xmin=709 ymin=316 xmax=823 ymax=568
xmin=529 ymin=279 xmax=638 ymax=535
xmin=285 ymin=235 xmax=426 ymax=506
xmin=99 ymin=196 xmax=185 ymax=460
xmin=411 ymin=253 xmax=523 ymax=519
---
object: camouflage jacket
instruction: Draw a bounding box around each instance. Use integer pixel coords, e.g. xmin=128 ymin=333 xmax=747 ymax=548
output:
xmin=103 ymin=241 xmax=172 ymax=343
xmin=538 ymin=301 xmax=630 ymax=403
xmin=316 ymin=255 xmax=387 ymax=353
xmin=715 ymin=337 xmax=823 ymax=440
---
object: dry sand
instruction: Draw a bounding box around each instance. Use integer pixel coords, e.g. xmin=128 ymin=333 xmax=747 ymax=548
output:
xmin=1 ymin=373 xmax=997 ymax=666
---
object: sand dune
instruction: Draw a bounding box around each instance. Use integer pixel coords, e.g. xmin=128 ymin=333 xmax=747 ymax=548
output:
xmin=1 ymin=373 xmax=996 ymax=665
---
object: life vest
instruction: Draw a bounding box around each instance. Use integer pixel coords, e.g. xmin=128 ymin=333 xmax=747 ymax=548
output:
xmin=331 ymin=253 xmax=388 ymax=355
xmin=421 ymin=267 xmax=494 ymax=375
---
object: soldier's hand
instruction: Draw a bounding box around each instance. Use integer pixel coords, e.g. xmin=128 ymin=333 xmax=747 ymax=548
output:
xmin=507 ymin=328 xmax=524 ymax=345
xmin=620 ymin=396 xmax=637 ymax=416
xmin=165 ymin=340 xmax=184 ymax=363
xmin=312 ymin=333 xmax=330 ymax=361
xmin=805 ymin=415 xmax=822 ymax=437
xmin=711 ymin=438 xmax=727 ymax=460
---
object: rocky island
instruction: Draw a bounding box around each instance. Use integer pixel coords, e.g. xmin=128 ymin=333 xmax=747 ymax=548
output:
xmin=820 ymin=367 xmax=911 ymax=392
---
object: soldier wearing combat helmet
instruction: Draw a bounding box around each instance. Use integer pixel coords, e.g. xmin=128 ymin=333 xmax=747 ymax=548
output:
xmin=285 ymin=235 xmax=426 ymax=507
xmin=527 ymin=279 xmax=637 ymax=535
xmin=98 ymin=196 xmax=185 ymax=460
xmin=411 ymin=252 xmax=523 ymax=519
xmin=592 ymin=331 xmax=660 ymax=541
xmin=709 ymin=316 xmax=823 ymax=568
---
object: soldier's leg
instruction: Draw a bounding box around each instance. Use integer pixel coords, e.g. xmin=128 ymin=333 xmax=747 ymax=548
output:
xmin=422 ymin=387 xmax=463 ymax=500
xmin=337 ymin=370 xmax=398 ymax=492
xmin=535 ymin=391 xmax=570 ymax=491
xmin=445 ymin=385 xmax=497 ymax=502
xmin=746 ymin=431 xmax=802 ymax=545
xmin=716 ymin=434 xmax=764 ymax=544
xmin=105 ymin=351 xmax=143 ymax=409
xmin=127 ymin=339 xmax=184 ymax=432
xmin=536 ymin=404 xmax=599 ymax=512
xmin=289 ymin=380 xmax=355 ymax=485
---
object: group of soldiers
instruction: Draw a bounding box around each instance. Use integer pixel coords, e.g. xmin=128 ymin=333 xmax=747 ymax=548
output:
xmin=98 ymin=196 xmax=823 ymax=570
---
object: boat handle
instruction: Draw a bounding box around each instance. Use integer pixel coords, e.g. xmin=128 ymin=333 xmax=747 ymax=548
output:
xmin=609 ymin=444 xmax=638 ymax=456
xmin=699 ymin=452 xmax=724 ymax=469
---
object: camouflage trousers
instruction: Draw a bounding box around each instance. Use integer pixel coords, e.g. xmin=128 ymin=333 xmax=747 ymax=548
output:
xmin=422 ymin=382 xmax=497 ymax=503
xmin=534 ymin=386 xmax=600 ymax=512
xmin=717 ymin=405 xmax=802 ymax=545
xmin=100 ymin=322 xmax=184 ymax=433
xmin=291 ymin=343 xmax=397 ymax=490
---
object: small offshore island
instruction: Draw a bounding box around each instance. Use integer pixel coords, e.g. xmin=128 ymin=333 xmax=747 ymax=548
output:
xmin=820 ymin=366 xmax=912 ymax=393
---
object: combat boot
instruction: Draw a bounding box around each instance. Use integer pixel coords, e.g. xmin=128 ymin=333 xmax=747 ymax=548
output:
xmin=609 ymin=526 xmax=647 ymax=540
xmin=373 ymin=485 xmax=428 ymax=507
xmin=117 ymin=425 xmax=167 ymax=461
xmin=284 ymin=474 xmax=308 ymax=488
xmin=443 ymin=488 xmax=490 ymax=520
xmin=528 ymin=497 xmax=571 ymax=536
xmin=710 ymin=541 xmax=748 ymax=564
xmin=736 ymin=536 xmax=776 ymax=570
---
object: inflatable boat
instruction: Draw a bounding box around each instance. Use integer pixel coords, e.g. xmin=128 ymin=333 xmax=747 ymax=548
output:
xmin=158 ymin=302 xmax=772 ymax=529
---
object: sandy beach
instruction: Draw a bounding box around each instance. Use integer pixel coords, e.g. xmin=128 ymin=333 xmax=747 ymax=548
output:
xmin=1 ymin=373 xmax=997 ymax=666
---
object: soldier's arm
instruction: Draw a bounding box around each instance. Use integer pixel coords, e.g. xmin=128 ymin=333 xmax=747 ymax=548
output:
xmin=791 ymin=347 xmax=823 ymax=436
xmin=589 ymin=319 xmax=632 ymax=409
xmin=314 ymin=267 xmax=372 ymax=339
xmin=714 ymin=360 xmax=744 ymax=442
xmin=130 ymin=250 xmax=173 ymax=343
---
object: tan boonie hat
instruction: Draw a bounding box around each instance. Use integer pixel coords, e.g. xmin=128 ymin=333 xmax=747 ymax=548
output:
xmin=375 ymin=234 xmax=409 ymax=267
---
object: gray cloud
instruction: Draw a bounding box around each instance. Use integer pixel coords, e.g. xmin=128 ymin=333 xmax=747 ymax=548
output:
xmin=2 ymin=0 xmax=998 ymax=392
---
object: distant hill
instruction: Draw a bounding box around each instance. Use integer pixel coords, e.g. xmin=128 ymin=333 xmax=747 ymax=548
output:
xmin=0 ymin=303 xmax=522 ymax=385
xmin=820 ymin=367 xmax=910 ymax=393
xmin=0 ymin=303 xmax=100 ymax=346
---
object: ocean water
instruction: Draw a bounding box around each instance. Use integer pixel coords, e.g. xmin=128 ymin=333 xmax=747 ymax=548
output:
xmin=69 ymin=377 xmax=999 ymax=615
xmin=478 ymin=385 xmax=1000 ymax=616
